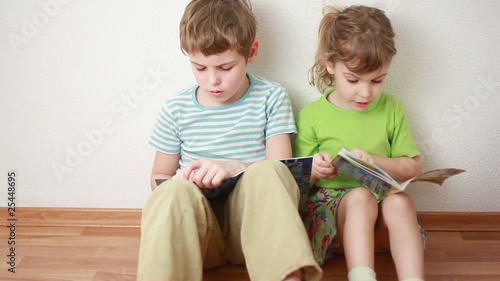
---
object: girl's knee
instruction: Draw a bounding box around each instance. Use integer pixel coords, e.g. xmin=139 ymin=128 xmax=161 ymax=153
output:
xmin=344 ymin=187 xmax=378 ymax=207
xmin=382 ymin=192 xmax=416 ymax=213
xmin=340 ymin=188 xmax=379 ymax=222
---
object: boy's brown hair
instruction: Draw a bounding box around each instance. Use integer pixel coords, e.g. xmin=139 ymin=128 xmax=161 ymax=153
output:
xmin=180 ymin=0 xmax=257 ymax=59
xmin=310 ymin=5 xmax=397 ymax=93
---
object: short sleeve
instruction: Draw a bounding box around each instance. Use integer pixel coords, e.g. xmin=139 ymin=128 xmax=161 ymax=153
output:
xmin=264 ymin=85 xmax=297 ymax=138
xmin=389 ymin=101 xmax=420 ymax=158
xmin=148 ymin=101 xmax=181 ymax=154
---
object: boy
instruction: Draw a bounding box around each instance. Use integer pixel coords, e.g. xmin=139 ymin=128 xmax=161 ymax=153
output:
xmin=137 ymin=1 xmax=322 ymax=280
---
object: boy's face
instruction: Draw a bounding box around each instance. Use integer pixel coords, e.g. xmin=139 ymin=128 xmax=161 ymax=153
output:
xmin=189 ymin=41 xmax=258 ymax=107
xmin=326 ymin=61 xmax=389 ymax=112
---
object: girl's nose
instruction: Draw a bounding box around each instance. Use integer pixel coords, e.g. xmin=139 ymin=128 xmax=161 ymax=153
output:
xmin=358 ymin=85 xmax=371 ymax=98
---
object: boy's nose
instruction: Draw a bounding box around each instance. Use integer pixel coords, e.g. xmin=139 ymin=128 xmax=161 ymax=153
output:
xmin=208 ymin=73 xmax=221 ymax=85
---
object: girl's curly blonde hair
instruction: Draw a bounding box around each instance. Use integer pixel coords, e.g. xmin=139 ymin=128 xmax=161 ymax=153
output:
xmin=309 ymin=5 xmax=397 ymax=93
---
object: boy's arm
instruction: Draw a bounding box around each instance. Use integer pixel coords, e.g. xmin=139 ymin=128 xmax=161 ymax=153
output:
xmin=157 ymin=134 xmax=293 ymax=190
xmin=186 ymin=134 xmax=292 ymax=187
xmin=371 ymin=155 xmax=423 ymax=182
xmin=266 ymin=133 xmax=293 ymax=159
xmin=183 ymin=159 xmax=248 ymax=189
xmin=150 ymin=151 xmax=180 ymax=191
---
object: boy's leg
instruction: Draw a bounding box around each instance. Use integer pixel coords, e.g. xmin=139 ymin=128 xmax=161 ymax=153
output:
xmin=224 ymin=160 xmax=322 ymax=281
xmin=137 ymin=180 xmax=226 ymax=281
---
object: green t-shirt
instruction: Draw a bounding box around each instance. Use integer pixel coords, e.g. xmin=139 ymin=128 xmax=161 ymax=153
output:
xmin=293 ymin=90 xmax=420 ymax=189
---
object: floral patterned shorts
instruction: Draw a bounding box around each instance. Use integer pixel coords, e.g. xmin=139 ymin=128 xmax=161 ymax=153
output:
xmin=303 ymin=186 xmax=426 ymax=265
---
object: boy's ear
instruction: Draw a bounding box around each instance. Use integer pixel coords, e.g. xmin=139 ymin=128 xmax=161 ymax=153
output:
xmin=247 ymin=40 xmax=259 ymax=64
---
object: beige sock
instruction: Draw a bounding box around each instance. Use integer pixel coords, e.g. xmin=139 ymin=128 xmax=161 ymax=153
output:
xmin=347 ymin=266 xmax=377 ymax=281
xmin=402 ymin=278 xmax=424 ymax=281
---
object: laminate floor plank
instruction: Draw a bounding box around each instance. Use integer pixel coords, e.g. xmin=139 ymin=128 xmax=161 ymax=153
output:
xmin=0 ymin=225 xmax=499 ymax=280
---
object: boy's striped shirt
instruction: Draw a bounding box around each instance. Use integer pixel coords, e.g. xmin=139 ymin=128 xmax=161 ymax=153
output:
xmin=149 ymin=73 xmax=296 ymax=168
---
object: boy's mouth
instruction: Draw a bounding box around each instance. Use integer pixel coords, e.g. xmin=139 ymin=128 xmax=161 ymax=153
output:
xmin=210 ymin=90 xmax=223 ymax=97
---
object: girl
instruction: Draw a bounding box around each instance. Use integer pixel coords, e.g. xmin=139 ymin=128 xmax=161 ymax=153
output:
xmin=293 ymin=5 xmax=425 ymax=281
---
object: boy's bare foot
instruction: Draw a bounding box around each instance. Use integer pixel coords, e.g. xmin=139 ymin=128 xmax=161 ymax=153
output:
xmin=283 ymin=269 xmax=302 ymax=281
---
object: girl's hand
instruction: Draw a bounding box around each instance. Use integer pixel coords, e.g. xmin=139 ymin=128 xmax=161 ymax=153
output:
xmin=350 ymin=148 xmax=375 ymax=164
xmin=312 ymin=153 xmax=337 ymax=179
xmin=182 ymin=159 xmax=245 ymax=189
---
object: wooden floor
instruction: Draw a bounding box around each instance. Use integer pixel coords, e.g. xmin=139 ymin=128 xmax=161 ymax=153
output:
xmin=1 ymin=209 xmax=500 ymax=281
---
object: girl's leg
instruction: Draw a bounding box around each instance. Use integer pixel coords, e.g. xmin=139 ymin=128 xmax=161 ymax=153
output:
xmin=379 ymin=192 xmax=425 ymax=279
xmin=336 ymin=188 xmax=379 ymax=279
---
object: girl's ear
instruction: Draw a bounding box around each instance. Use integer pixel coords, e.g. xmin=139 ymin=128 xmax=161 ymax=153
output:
xmin=325 ymin=60 xmax=335 ymax=74
xmin=247 ymin=40 xmax=259 ymax=64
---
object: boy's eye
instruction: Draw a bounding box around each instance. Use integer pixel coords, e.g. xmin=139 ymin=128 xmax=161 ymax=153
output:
xmin=195 ymin=67 xmax=206 ymax=71
xmin=372 ymin=79 xmax=383 ymax=84
xmin=347 ymin=79 xmax=358 ymax=83
xmin=220 ymin=66 xmax=233 ymax=71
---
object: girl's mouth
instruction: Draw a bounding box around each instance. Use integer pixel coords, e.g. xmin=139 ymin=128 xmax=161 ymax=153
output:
xmin=355 ymin=101 xmax=370 ymax=109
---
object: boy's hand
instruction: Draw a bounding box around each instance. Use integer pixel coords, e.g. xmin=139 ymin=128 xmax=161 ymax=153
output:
xmin=350 ymin=148 xmax=375 ymax=164
xmin=182 ymin=159 xmax=242 ymax=189
xmin=312 ymin=153 xmax=337 ymax=179
xmin=171 ymin=169 xmax=186 ymax=180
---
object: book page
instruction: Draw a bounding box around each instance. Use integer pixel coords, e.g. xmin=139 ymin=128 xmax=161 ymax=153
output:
xmin=398 ymin=168 xmax=466 ymax=190
xmin=337 ymin=148 xmax=399 ymax=187
xmin=333 ymin=148 xmax=466 ymax=195
xmin=410 ymin=168 xmax=466 ymax=185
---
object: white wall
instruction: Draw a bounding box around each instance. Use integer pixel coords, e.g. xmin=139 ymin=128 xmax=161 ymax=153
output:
xmin=1 ymin=0 xmax=499 ymax=211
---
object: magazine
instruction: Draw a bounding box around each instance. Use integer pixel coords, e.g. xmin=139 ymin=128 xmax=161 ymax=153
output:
xmin=155 ymin=156 xmax=313 ymax=200
xmin=331 ymin=148 xmax=466 ymax=198
xmin=281 ymin=157 xmax=314 ymax=211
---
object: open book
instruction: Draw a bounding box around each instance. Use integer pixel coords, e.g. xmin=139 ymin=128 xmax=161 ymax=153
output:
xmin=155 ymin=156 xmax=313 ymax=200
xmin=332 ymin=148 xmax=466 ymax=198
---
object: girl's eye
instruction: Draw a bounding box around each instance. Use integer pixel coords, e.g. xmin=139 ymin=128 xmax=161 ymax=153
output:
xmin=372 ymin=80 xmax=383 ymax=84
xmin=195 ymin=67 xmax=206 ymax=71
xmin=347 ymin=79 xmax=358 ymax=83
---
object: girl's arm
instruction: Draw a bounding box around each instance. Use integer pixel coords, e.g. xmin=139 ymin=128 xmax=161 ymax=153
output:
xmin=372 ymin=154 xmax=423 ymax=182
xmin=311 ymin=153 xmax=337 ymax=185
xmin=350 ymin=148 xmax=423 ymax=182
xmin=150 ymin=151 xmax=180 ymax=191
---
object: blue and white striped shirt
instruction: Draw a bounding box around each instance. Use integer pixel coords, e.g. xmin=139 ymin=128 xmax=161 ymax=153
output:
xmin=149 ymin=73 xmax=296 ymax=168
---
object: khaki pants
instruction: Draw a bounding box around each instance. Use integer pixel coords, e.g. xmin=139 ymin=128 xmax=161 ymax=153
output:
xmin=137 ymin=160 xmax=322 ymax=281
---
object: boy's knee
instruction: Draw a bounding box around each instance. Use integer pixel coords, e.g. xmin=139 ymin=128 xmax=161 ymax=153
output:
xmin=150 ymin=179 xmax=201 ymax=205
xmin=245 ymin=159 xmax=287 ymax=174
xmin=154 ymin=179 xmax=187 ymax=193
xmin=242 ymin=160 xmax=299 ymax=197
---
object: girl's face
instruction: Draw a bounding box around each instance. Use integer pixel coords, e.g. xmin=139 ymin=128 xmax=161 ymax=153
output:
xmin=326 ymin=61 xmax=389 ymax=111
xmin=189 ymin=41 xmax=258 ymax=107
